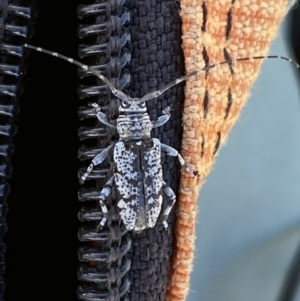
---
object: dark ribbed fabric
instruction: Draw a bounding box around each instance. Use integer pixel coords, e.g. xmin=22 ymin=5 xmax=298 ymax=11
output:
xmin=126 ymin=0 xmax=185 ymax=300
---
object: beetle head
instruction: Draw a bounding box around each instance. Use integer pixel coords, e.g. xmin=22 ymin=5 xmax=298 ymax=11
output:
xmin=119 ymin=98 xmax=147 ymax=114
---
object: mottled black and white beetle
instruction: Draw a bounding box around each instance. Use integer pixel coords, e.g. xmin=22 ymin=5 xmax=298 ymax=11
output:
xmin=24 ymin=44 xmax=299 ymax=232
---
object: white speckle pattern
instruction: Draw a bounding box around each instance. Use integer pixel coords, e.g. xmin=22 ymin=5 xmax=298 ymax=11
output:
xmin=114 ymin=141 xmax=139 ymax=230
xmin=114 ymin=139 xmax=163 ymax=231
xmin=117 ymin=113 xmax=152 ymax=140
xmin=143 ymin=138 xmax=163 ymax=228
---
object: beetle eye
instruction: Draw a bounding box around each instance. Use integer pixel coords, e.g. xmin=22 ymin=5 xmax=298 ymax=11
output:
xmin=121 ymin=100 xmax=130 ymax=108
xmin=139 ymin=102 xmax=146 ymax=107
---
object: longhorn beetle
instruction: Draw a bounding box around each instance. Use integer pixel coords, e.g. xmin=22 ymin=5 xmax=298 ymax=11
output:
xmin=24 ymin=43 xmax=299 ymax=232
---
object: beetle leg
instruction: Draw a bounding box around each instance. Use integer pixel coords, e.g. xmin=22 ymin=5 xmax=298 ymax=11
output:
xmin=161 ymin=181 xmax=176 ymax=229
xmin=96 ymin=110 xmax=116 ymax=128
xmin=152 ymin=106 xmax=171 ymax=128
xmin=89 ymin=103 xmax=116 ymax=128
xmin=97 ymin=175 xmax=114 ymax=230
xmin=80 ymin=143 xmax=115 ymax=183
xmin=160 ymin=143 xmax=198 ymax=175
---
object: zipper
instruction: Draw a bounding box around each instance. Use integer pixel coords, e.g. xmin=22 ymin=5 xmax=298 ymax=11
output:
xmin=77 ymin=0 xmax=131 ymax=300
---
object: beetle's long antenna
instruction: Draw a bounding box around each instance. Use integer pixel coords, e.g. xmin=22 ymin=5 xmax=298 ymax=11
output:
xmin=139 ymin=55 xmax=299 ymax=103
xmin=24 ymin=43 xmax=129 ymax=102
xmin=24 ymin=44 xmax=299 ymax=104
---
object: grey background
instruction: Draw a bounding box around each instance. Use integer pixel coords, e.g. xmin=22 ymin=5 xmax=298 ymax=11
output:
xmin=187 ymin=13 xmax=300 ymax=301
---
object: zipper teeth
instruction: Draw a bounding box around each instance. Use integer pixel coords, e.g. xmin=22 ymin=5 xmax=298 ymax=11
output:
xmin=0 ymin=1 xmax=33 ymax=299
xmin=77 ymin=1 xmax=131 ymax=300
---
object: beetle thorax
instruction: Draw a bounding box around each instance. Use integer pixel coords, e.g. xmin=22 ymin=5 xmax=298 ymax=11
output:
xmin=117 ymin=100 xmax=152 ymax=141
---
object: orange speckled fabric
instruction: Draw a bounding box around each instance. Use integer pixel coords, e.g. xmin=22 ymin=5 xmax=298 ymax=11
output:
xmin=166 ymin=1 xmax=289 ymax=300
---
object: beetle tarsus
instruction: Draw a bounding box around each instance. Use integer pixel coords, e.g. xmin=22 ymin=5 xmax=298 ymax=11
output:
xmin=163 ymin=221 xmax=168 ymax=229
xmin=81 ymin=163 xmax=94 ymax=184
xmin=97 ymin=218 xmax=107 ymax=231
